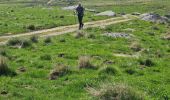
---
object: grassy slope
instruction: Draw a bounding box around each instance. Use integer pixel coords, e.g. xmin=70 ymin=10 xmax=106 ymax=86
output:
xmin=0 ymin=19 xmax=170 ymax=99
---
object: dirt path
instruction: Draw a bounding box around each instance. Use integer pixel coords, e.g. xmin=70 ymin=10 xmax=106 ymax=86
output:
xmin=0 ymin=14 xmax=138 ymax=45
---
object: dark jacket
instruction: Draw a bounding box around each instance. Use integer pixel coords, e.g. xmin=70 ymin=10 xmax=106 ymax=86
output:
xmin=76 ymin=6 xmax=84 ymax=16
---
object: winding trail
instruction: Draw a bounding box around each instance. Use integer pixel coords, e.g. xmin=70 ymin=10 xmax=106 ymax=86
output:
xmin=0 ymin=14 xmax=138 ymax=45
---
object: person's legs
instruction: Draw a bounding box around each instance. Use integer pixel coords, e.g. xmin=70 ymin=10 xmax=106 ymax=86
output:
xmin=78 ymin=15 xmax=82 ymax=30
xmin=81 ymin=16 xmax=84 ymax=29
xmin=78 ymin=15 xmax=84 ymax=30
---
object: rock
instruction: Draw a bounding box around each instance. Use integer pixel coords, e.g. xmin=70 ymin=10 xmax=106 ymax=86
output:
xmin=85 ymin=8 xmax=97 ymax=13
xmin=104 ymin=33 xmax=130 ymax=38
xmin=140 ymin=13 xmax=168 ymax=23
xmin=96 ymin=11 xmax=116 ymax=17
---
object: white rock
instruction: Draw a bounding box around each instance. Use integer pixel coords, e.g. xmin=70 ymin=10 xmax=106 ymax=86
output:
xmin=96 ymin=11 xmax=116 ymax=16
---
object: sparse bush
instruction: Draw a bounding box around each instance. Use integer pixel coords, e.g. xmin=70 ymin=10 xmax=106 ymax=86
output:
xmin=27 ymin=25 xmax=36 ymax=30
xmin=139 ymin=59 xmax=155 ymax=67
xmin=78 ymin=56 xmax=95 ymax=69
xmin=0 ymin=56 xmax=16 ymax=76
xmin=30 ymin=35 xmax=38 ymax=43
xmin=98 ymin=66 xmax=120 ymax=76
xmin=40 ymin=54 xmax=51 ymax=60
xmin=44 ymin=37 xmax=52 ymax=43
xmin=49 ymin=64 xmax=69 ymax=80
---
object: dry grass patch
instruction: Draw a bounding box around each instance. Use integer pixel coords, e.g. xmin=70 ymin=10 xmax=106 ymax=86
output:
xmin=78 ymin=56 xmax=95 ymax=69
xmin=87 ymin=83 xmax=146 ymax=100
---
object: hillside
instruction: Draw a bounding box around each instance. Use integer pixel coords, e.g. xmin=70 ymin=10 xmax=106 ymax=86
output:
xmin=0 ymin=0 xmax=170 ymax=100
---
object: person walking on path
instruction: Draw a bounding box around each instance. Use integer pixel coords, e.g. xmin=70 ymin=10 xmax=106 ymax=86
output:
xmin=76 ymin=4 xmax=85 ymax=30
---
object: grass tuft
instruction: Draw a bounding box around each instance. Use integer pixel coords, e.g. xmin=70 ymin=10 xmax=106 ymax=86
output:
xmin=139 ymin=59 xmax=155 ymax=67
xmin=49 ymin=64 xmax=69 ymax=80
xmin=78 ymin=56 xmax=95 ymax=69
xmin=0 ymin=56 xmax=16 ymax=76
xmin=44 ymin=37 xmax=52 ymax=44
xmin=98 ymin=66 xmax=120 ymax=76
xmin=30 ymin=35 xmax=39 ymax=43
xmin=7 ymin=38 xmax=31 ymax=48
xmin=87 ymin=83 xmax=146 ymax=100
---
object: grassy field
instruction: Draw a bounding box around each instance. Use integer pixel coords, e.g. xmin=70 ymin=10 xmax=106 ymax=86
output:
xmin=0 ymin=19 xmax=170 ymax=99
xmin=0 ymin=0 xmax=170 ymax=35
xmin=0 ymin=0 xmax=170 ymax=100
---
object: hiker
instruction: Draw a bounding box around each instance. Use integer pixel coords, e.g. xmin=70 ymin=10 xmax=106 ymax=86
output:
xmin=76 ymin=4 xmax=85 ymax=30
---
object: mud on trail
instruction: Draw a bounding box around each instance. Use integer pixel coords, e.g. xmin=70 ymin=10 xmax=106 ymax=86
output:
xmin=0 ymin=14 xmax=138 ymax=45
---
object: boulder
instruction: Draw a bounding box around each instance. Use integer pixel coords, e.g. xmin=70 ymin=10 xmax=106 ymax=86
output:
xmin=96 ymin=11 xmax=116 ymax=17
xmin=140 ymin=13 xmax=168 ymax=23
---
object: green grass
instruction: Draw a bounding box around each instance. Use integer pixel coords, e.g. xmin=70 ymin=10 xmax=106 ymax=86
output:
xmin=0 ymin=19 xmax=169 ymax=99
xmin=0 ymin=0 xmax=170 ymax=99
xmin=0 ymin=3 xmax=109 ymax=35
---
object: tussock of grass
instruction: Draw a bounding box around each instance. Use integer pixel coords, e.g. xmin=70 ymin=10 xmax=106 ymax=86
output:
xmin=130 ymin=42 xmax=142 ymax=52
xmin=49 ymin=64 xmax=69 ymax=80
xmin=7 ymin=38 xmax=31 ymax=48
xmin=87 ymin=83 xmax=146 ymax=100
xmin=78 ymin=56 xmax=95 ymax=69
xmin=125 ymin=68 xmax=136 ymax=75
xmin=0 ymin=56 xmax=16 ymax=76
xmin=98 ymin=66 xmax=120 ymax=76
